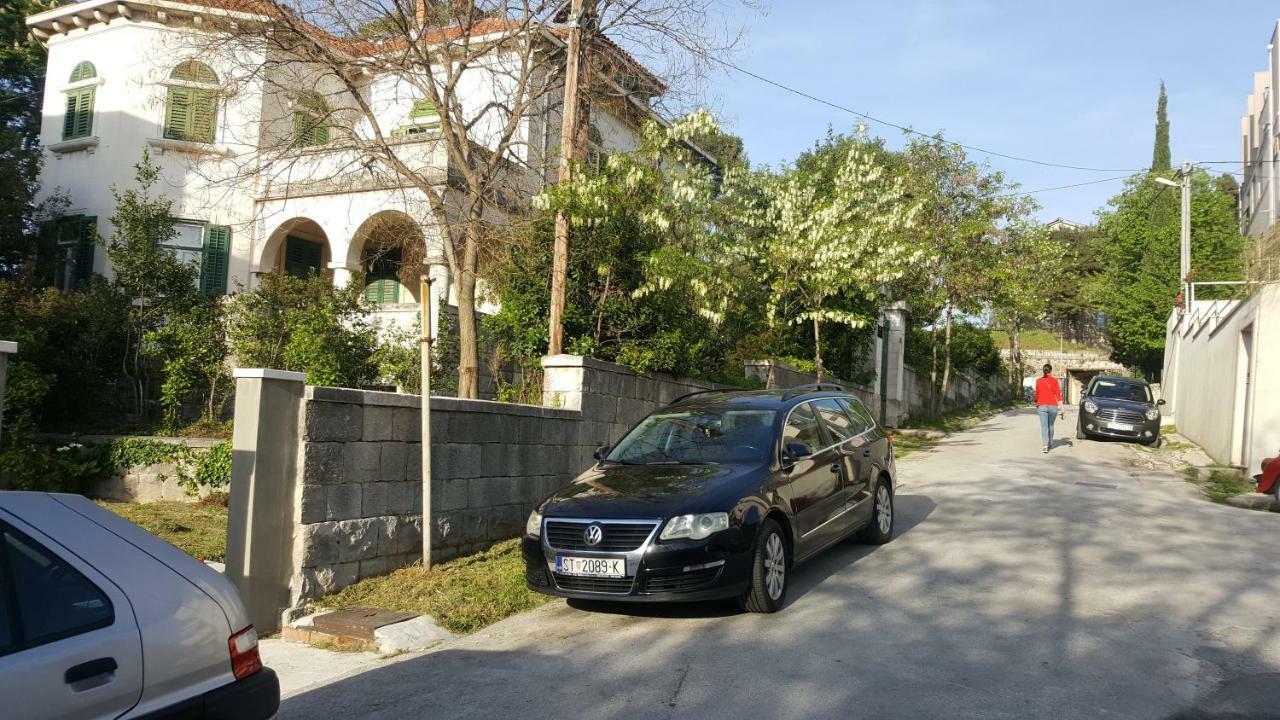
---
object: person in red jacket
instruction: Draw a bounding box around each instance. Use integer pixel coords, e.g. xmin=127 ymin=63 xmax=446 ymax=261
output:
xmin=1034 ymin=363 xmax=1064 ymax=453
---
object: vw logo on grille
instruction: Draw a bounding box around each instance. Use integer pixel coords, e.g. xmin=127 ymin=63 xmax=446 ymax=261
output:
xmin=583 ymin=524 xmax=604 ymax=547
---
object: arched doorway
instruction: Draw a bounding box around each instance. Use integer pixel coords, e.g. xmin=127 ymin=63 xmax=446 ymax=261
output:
xmin=350 ymin=211 xmax=424 ymax=306
xmin=259 ymin=217 xmax=332 ymax=279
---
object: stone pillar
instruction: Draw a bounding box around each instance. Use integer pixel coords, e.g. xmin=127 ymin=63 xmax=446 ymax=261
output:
xmin=541 ymin=354 xmax=586 ymax=411
xmin=224 ymin=368 xmax=307 ymax=634
xmin=328 ymin=261 xmax=358 ymax=289
xmin=0 ymin=341 xmax=15 ymax=446
xmin=880 ymin=302 xmax=909 ymax=427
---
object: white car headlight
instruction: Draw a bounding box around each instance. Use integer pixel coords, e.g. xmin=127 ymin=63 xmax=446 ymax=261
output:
xmin=1083 ymin=400 xmax=1098 ymax=414
xmin=1145 ymin=408 xmax=1159 ymax=421
xmin=526 ymin=509 xmax=542 ymax=538
xmin=660 ymin=512 xmax=729 ymax=541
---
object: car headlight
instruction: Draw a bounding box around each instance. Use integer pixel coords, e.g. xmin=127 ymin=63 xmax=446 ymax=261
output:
xmin=526 ymin=509 xmax=542 ymax=538
xmin=660 ymin=512 xmax=729 ymax=541
xmin=1145 ymin=408 xmax=1159 ymax=421
xmin=1083 ymin=400 xmax=1098 ymax=414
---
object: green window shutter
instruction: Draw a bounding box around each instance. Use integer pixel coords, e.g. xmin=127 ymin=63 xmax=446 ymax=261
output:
xmin=293 ymin=111 xmax=330 ymax=147
xmin=63 ymin=93 xmax=78 ymax=139
xmin=190 ymin=90 xmax=217 ymax=143
xmin=284 ymin=237 xmax=323 ymax=278
xmin=200 ymin=225 xmax=231 ymax=295
xmin=165 ymin=86 xmax=192 ymax=140
xmin=409 ymin=98 xmax=438 ymax=119
xmin=363 ymin=275 xmax=399 ymax=305
xmin=73 ymin=88 xmax=94 ymax=138
xmin=172 ymin=60 xmax=217 ymax=84
xmin=75 ymin=216 xmax=96 ymax=284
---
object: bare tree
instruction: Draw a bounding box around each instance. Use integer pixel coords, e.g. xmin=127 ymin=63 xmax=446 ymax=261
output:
xmin=172 ymin=0 xmax=747 ymax=397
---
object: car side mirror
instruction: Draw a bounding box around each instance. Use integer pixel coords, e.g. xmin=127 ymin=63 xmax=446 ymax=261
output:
xmin=783 ymin=442 xmax=813 ymax=461
xmin=593 ymin=445 xmax=610 ymax=460
xmin=1157 ymin=398 xmax=1166 ymax=406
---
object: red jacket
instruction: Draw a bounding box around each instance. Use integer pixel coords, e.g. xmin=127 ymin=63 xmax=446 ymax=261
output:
xmin=1035 ymin=376 xmax=1062 ymax=406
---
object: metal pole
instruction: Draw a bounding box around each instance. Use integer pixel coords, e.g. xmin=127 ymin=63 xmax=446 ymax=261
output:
xmin=1180 ymin=160 xmax=1191 ymax=309
xmin=420 ymin=275 xmax=434 ymax=569
xmin=547 ymin=0 xmax=587 ymax=355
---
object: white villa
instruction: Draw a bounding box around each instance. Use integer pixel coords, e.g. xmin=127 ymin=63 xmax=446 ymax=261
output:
xmin=25 ymin=0 xmax=695 ymax=330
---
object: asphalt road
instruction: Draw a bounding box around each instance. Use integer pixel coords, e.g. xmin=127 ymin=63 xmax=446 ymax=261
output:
xmin=280 ymin=408 xmax=1280 ymax=719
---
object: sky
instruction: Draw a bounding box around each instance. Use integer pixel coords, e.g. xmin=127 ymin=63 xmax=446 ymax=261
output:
xmin=700 ymin=1 xmax=1278 ymax=223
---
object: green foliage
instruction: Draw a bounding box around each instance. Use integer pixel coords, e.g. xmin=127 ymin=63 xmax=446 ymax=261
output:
xmin=1093 ymin=170 xmax=1244 ymax=375
xmin=147 ymin=297 xmax=231 ymax=429
xmin=0 ymin=0 xmax=57 ymax=274
xmin=372 ymin=304 xmax=456 ymax=395
xmin=227 ymin=272 xmax=379 ymax=387
xmin=0 ymin=439 xmax=110 ymax=493
xmin=98 ymin=500 xmax=228 ymax=561
xmin=1152 ymin=82 xmax=1171 ymax=173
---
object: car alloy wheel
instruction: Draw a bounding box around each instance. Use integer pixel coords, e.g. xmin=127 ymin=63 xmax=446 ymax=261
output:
xmin=740 ymin=518 xmax=787 ymax=613
xmin=858 ymin=481 xmax=895 ymax=545
xmin=764 ymin=533 xmax=785 ymax=601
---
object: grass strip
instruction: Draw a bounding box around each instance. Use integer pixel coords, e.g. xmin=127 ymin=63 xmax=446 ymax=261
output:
xmin=97 ymin=499 xmax=229 ymax=562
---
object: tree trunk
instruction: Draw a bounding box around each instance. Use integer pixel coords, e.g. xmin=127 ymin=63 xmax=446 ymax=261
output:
xmin=928 ymin=322 xmax=939 ymax=414
xmin=1010 ymin=321 xmax=1023 ymax=400
xmin=455 ymin=217 xmax=483 ymax=399
xmin=812 ymin=317 xmax=824 ymax=382
xmin=938 ymin=300 xmax=954 ymax=414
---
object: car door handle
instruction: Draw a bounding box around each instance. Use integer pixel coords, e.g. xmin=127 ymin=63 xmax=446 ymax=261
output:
xmin=829 ymin=463 xmax=842 ymax=475
xmin=862 ymin=449 xmax=872 ymax=457
xmin=65 ymin=657 xmax=117 ymax=685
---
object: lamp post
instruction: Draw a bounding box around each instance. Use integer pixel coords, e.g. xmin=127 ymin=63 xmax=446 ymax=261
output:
xmin=1155 ymin=160 xmax=1191 ymax=310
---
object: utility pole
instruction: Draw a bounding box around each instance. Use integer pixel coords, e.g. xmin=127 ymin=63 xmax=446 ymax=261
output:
xmin=1155 ymin=161 xmax=1193 ymax=311
xmin=547 ymin=0 xmax=587 ymax=355
xmin=419 ymin=275 xmax=434 ymax=568
xmin=1180 ymin=160 xmax=1191 ymax=307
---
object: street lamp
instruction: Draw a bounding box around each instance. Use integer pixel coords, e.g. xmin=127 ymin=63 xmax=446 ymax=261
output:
xmin=1154 ymin=164 xmax=1191 ymax=310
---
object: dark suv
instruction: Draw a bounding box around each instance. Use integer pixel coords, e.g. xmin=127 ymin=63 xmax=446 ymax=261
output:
xmin=522 ymin=385 xmax=896 ymax=613
xmin=1076 ymin=375 xmax=1164 ymax=446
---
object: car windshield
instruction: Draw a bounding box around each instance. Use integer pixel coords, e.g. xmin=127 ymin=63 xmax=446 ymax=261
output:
xmin=606 ymin=409 xmax=777 ymax=465
xmin=1090 ymin=380 xmax=1152 ymax=403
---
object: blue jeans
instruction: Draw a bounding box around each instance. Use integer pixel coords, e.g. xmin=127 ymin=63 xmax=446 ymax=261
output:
xmin=1038 ymin=405 xmax=1058 ymax=447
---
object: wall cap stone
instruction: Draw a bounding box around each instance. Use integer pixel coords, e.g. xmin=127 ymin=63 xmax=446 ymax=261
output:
xmin=234 ymin=368 xmax=307 ymax=382
xmin=0 ymin=340 xmax=16 ymax=354
xmin=306 ymin=385 xmax=581 ymax=419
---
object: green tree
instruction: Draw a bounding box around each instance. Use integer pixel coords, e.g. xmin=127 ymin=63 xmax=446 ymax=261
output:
xmin=900 ymin=135 xmax=1033 ymax=412
xmin=1043 ymin=225 xmax=1104 ymax=344
xmin=226 ymin=273 xmax=379 ymax=388
xmin=0 ymin=0 xmax=57 ymax=274
xmin=1152 ymin=82 xmax=1171 ymax=173
xmin=989 ymin=222 xmax=1068 ymax=389
xmin=106 ymin=151 xmax=204 ymax=418
xmin=1092 ymin=170 xmax=1244 ymax=375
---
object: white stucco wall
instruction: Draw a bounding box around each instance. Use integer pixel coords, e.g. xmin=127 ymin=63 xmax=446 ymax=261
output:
xmin=36 ymin=18 xmax=266 ymax=284
xmin=1163 ymin=285 xmax=1280 ymax=473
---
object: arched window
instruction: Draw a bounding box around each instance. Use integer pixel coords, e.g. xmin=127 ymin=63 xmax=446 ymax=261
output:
xmin=392 ymin=98 xmax=441 ymax=137
xmin=586 ymin=124 xmax=608 ymax=171
xmin=164 ymin=61 xmax=219 ymax=143
xmin=292 ymin=92 xmax=331 ymax=147
xmin=363 ymin=246 xmax=402 ymax=304
xmin=63 ymin=62 xmax=97 ymax=140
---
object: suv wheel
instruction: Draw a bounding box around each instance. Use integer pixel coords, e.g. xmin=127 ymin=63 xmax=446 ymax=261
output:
xmin=740 ymin=519 xmax=787 ymax=613
xmin=857 ymin=481 xmax=895 ymax=545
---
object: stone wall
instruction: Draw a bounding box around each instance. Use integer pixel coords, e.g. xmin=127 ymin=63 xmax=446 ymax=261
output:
xmin=292 ymin=387 xmax=591 ymax=604
xmin=903 ymin=365 xmax=1008 ymax=420
xmin=80 ymin=436 xmax=226 ymax=503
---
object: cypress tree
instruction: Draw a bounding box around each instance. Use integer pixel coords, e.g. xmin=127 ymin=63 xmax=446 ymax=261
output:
xmin=1152 ymin=81 xmax=1171 ymax=172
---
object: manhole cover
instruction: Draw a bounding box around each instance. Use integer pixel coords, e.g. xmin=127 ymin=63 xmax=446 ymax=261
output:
xmin=312 ymin=608 xmax=418 ymax=639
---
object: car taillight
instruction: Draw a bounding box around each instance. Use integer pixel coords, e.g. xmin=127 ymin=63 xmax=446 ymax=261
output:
xmin=228 ymin=625 xmax=262 ymax=680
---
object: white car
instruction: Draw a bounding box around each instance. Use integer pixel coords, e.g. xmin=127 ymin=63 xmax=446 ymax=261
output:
xmin=0 ymin=492 xmax=279 ymax=720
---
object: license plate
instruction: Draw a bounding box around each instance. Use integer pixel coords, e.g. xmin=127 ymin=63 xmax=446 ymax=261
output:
xmin=1109 ymin=422 xmax=1135 ymax=432
xmin=556 ymin=556 xmax=625 ymax=578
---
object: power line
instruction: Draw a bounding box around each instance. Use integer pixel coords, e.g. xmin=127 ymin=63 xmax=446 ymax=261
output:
xmin=704 ymin=54 xmax=1149 ymax=174
xmin=999 ymin=174 xmax=1134 ymax=198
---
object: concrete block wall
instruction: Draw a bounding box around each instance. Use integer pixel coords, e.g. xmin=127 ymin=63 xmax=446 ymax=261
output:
xmin=292 ymin=386 xmax=589 ymax=604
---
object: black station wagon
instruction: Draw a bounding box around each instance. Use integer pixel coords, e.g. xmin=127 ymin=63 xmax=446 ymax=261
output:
xmin=522 ymin=385 xmax=896 ymax=613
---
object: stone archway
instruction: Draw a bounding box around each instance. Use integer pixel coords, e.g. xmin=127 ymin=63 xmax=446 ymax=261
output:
xmin=349 ymin=211 xmax=426 ymax=306
xmin=256 ymin=217 xmax=332 ymax=281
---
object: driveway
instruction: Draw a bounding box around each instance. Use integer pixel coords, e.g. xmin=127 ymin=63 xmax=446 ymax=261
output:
xmin=280 ymin=408 xmax=1280 ymax=719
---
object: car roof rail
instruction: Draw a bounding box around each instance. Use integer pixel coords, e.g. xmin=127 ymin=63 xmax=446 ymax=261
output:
xmin=671 ymin=388 xmax=737 ymax=404
xmin=781 ymin=383 xmax=845 ymax=401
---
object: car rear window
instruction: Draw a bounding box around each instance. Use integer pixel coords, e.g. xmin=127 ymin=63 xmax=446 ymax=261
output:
xmin=812 ymin=399 xmax=860 ymax=442
xmin=0 ymin=523 xmax=114 ymax=655
xmin=782 ymin=403 xmax=825 ymax=453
